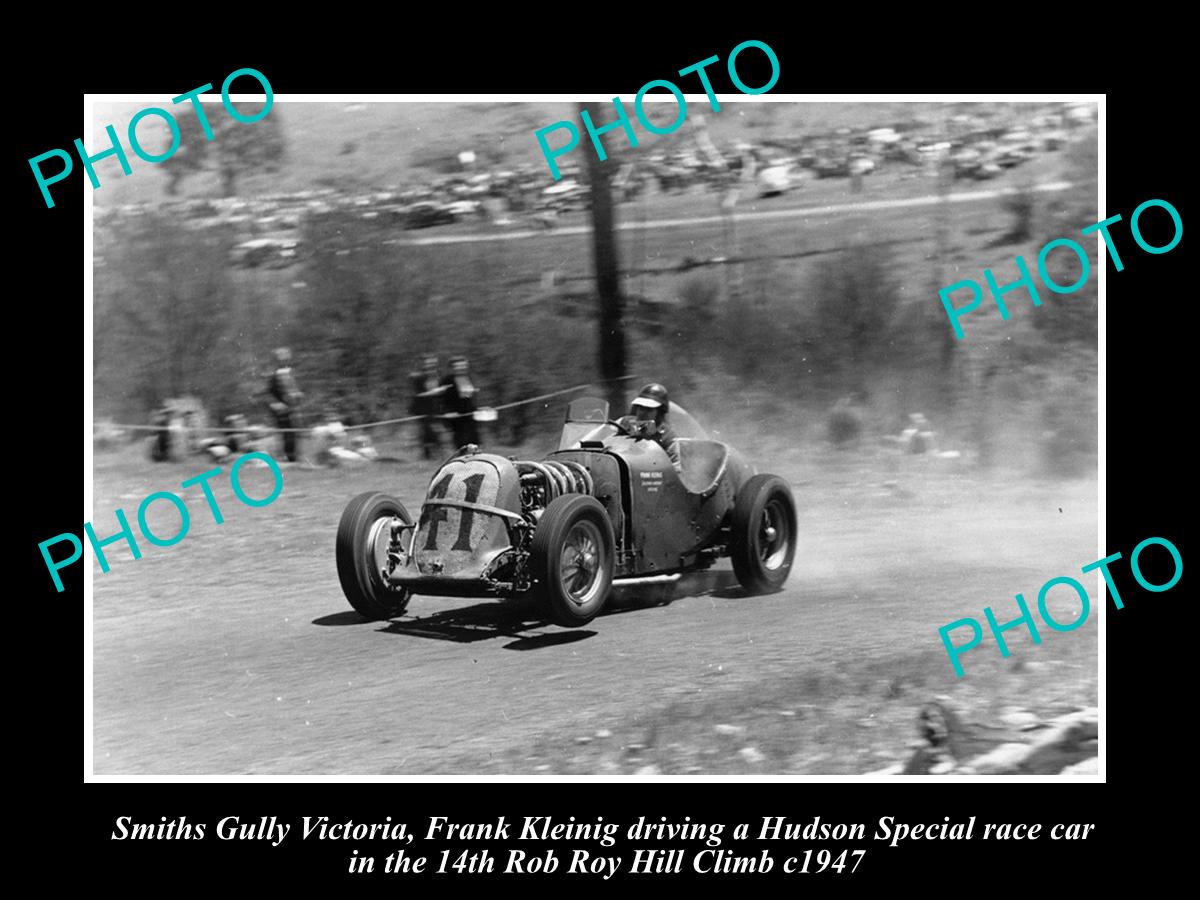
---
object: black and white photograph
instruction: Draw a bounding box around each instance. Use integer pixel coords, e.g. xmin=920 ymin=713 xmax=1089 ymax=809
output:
xmin=85 ymin=95 xmax=1101 ymax=777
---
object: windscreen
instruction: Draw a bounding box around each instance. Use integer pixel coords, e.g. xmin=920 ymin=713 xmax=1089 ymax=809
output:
xmin=565 ymin=397 xmax=609 ymax=423
xmin=559 ymin=397 xmax=612 ymax=450
xmin=559 ymin=399 xmax=710 ymax=449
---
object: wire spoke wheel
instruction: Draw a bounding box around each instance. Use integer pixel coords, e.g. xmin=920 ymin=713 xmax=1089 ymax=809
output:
xmin=530 ymin=494 xmax=615 ymax=627
xmin=558 ymin=522 xmax=604 ymax=607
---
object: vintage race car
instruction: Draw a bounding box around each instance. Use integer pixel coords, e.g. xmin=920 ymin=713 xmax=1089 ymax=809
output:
xmin=336 ymin=397 xmax=797 ymax=627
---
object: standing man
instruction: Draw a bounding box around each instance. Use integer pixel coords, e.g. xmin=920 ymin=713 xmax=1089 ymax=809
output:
xmin=410 ymin=355 xmax=444 ymax=459
xmin=267 ymin=347 xmax=304 ymax=462
xmin=149 ymin=403 xmax=173 ymax=462
xmin=442 ymin=356 xmax=480 ymax=449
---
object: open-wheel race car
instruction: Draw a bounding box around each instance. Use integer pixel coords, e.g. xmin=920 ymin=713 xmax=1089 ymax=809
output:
xmin=336 ymin=397 xmax=797 ymax=627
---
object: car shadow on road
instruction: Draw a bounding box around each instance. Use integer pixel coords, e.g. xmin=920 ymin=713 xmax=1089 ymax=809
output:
xmin=313 ymin=570 xmax=745 ymax=646
xmin=375 ymin=597 xmax=648 ymax=648
xmin=376 ymin=598 xmax=553 ymax=644
xmin=502 ymin=631 xmax=596 ymax=651
xmin=312 ymin=611 xmax=372 ymax=626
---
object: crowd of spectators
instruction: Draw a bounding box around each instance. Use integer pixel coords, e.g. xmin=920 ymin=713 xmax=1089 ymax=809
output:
xmin=95 ymin=104 xmax=1096 ymax=271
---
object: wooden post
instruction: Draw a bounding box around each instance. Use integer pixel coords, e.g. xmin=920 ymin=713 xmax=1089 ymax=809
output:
xmin=581 ymin=102 xmax=627 ymax=414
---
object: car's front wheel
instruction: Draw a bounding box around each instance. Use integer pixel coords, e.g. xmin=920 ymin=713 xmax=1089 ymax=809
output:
xmin=336 ymin=491 xmax=413 ymax=620
xmin=730 ymin=474 xmax=797 ymax=593
xmin=530 ymin=494 xmax=615 ymax=627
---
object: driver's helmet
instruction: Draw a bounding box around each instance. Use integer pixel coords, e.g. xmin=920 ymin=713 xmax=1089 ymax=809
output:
xmin=630 ymin=383 xmax=669 ymax=420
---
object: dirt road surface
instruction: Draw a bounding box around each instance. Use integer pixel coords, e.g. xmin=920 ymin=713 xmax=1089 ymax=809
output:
xmin=388 ymin=181 xmax=1073 ymax=247
xmin=90 ymin=445 xmax=1098 ymax=775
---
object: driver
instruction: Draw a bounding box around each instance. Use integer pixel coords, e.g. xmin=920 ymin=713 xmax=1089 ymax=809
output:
xmin=617 ymin=383 xmax=681 ymax=470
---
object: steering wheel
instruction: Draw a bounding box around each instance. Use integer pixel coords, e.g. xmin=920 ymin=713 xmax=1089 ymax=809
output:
xmin=609 ymin=417 xmax=651 ymax=438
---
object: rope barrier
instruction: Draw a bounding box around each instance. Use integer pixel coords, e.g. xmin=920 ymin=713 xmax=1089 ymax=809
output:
xmin=490 ymin=375 xmax=641 ymax=412
xmin=99 ymin=375 xmax=643 ymax=436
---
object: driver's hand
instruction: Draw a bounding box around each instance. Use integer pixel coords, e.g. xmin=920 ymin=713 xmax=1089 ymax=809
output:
xmin=623 ymin=417 xmax=653 ymax=438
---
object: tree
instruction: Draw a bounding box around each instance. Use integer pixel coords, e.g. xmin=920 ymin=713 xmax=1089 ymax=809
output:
xmin=155 ymin=104 xmax=287 ymax=197
xmin=291 ymin=211 xmax=421 ymax=419
xmin=1000 ymin=181 xmax=1037 ymax=243
xmin=94 ymin=213 xmax=240 ymax=421
xmin=809 ymin=242 xmax=903 ymax=388
xmin=157 ymin=106 xmax=214 ymax=196
xmin=213 ymin=109 xmax=287 ymax=197
xmin=1031 ymin=137 xmax=1099 ymax=348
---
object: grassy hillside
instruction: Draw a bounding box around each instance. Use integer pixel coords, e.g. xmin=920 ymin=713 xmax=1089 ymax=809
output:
xmin=93 ymin=99 xmax=1097 ymax=479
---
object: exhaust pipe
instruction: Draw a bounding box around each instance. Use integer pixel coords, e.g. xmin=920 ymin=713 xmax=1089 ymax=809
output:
xmin=612 ymin=573 xmax=682 ymax=586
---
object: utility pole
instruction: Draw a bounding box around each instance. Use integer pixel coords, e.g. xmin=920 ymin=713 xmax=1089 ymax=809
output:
xmin=581 ymin=102 xmax=627 ymax=414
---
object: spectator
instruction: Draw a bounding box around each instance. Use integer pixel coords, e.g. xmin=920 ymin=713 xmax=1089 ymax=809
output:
xmin=442 ymin=356 xmax=480 ymax=448
xmin=224 ymin=414 xmax=248 ymax=454
xmin=828 ymin=396 xmax=864 ymax=448
xmin=198 ymin=414 xmax=249 ymax=462
xmin=149 ymin=403 xmax=173 ymax=462
xmin=311 ymin=409 xmax=379 ymax=467
xmin=410 ymin=355 xmax=445 ymax=459
xmin=267 ymin=347 xmax=304 ymax=462
xmin=900 ymin=413 xmax=936 ymax=454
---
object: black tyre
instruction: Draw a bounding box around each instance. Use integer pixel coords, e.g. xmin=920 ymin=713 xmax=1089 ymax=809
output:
xmin=336 ymin=491 xmax=413 ymax=620
xmin=530 ymin=494 xmax=615 ymax=627
xmin=730 ymin=474 xmax=797 ymax=593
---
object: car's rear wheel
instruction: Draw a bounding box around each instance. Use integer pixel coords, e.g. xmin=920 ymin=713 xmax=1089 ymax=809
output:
xmin=730 ymin=474 xmax=797 ymax=593
xmin=336 ymin=491 xmax=413 ymax=620
xmin=530 ymin=494 xmax=615 ymax=627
